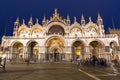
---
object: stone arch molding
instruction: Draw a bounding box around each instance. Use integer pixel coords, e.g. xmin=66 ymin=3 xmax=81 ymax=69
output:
xmin=49 ymin=46 xmax=63 ymax=54
xmin=11 ymin=41 xmax=25 ymax=47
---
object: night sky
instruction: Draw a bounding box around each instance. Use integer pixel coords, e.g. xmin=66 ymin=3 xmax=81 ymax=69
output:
xmin=0 ymin=0 xmax=120 ymax=41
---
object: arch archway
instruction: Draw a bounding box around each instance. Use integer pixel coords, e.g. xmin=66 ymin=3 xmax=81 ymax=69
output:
xmin=26 ymin=41 xmax=39 ymax=60
xmin=89 ymin=40 xmax=104 ymax=57
xmin=45 ymin=37 xmax=65 ymax=61
xmin=12 ymin=42 xmax=24 ymax=59
xmin=72 ymin=40 xmax=85 ymax=60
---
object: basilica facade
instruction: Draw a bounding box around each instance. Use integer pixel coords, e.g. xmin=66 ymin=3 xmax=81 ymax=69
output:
xmin=1 ymin=9 xmax=120 ymax=62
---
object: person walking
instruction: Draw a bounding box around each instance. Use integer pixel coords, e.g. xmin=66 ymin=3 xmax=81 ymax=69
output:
xmin=77 ymin=56 xmax=81 ymax=69
xmin=2 ymin=57 xmax=6 ymax=71
xmin=0 ymin=57 xmax=2 ymax=68
xmin=0 ymin=57 xmax=6 ymax=71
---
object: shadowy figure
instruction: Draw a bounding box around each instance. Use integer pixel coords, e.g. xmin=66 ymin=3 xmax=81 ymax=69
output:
xmin=77 ymin=56 xmax=81 ymax=69
xmin=0 ymin=57 xmax=6 ymax=71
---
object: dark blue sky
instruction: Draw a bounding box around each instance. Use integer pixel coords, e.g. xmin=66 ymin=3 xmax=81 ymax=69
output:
xmin=0 ymin=0 xmax=120 ymax=40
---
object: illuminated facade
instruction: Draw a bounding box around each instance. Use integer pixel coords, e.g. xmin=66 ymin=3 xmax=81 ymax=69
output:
xmin=1 ymin=9 xmax=120 ymax=62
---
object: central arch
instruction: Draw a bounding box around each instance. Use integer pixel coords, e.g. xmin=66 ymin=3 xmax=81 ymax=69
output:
xmin=45 ymin=37 xmax=65 ymax=61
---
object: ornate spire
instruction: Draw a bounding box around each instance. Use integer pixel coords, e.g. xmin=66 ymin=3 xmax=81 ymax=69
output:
xmin=14 ymin=17 xmax=20 ymax=26
xmin=42 ymin=16 xmax=47 ymax=26
xmin=13 ymin=17 xmax=20 ymax=37
xmin=81 ymin=14 xmax=85 ymax=20
xmin=67 ymin=14 xmax=70 ymax=25
xmin=97 ymin=13 xmax=103 ymax=25
xmin=43 ymin=16 xmax=46 ymax=22
xmin=15 ymin=17 xmax=19 ymax=23
xmin=81 ymin=14 xmax=85 ymax=26
xmin=98 ymin=13 xmax=102 ymax=20
xmin=28 ymin=17 xmax=33 ymax=27
xmin=29 ymin=17 xmax=33 ymax=23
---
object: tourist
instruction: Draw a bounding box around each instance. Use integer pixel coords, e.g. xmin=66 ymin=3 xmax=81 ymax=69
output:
xmin=77 ymin=56 xmax=81 ymax=69
xmin=2 ymin=57 xmax=6 ymax=71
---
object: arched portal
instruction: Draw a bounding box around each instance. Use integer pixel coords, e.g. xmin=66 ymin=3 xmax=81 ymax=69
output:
xmin=89 ymin=41 xmax=104 ymax=57
xmin=12 ymin=42 xmax=24 ymax=59
xmin=45 ymin=37 xmax=64 ymax=61
xmin=27 ymin=41 xmax=39 ymax=60
xmin=72 ymin=40 xmax=85 ymax=60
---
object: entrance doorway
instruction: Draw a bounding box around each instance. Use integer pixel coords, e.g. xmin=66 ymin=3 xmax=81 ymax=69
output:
xmin=53 ymin=48 xmax=61 ymax=61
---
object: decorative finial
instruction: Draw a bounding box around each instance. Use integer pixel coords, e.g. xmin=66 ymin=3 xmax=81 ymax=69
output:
xmin=43 ymin=16 xmax=46 ymax=21
xmin=81 ymin=14 xmax=85 ymax=20
xmin=16 ymin=17 xmax=19 ymax=22
xmin=29 ymin=16 xmax=33 ymax=22
xmin=98 ymin=13 xmax=102 ymax=19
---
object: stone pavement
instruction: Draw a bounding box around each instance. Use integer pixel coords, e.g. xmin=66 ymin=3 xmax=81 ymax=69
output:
xmin=0 ymin=62 xmax=120 ymax=80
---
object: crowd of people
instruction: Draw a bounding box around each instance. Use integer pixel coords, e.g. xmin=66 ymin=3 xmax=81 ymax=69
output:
xmin=74 ymin=55 xmax=120 ymax=68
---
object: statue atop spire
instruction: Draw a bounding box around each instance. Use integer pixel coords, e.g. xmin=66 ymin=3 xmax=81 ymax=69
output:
xmin=89 ymin=17 xmax=92 ymax=22
xmin=97 ymin=13 xmax=103 ymax=25
xmin=36 ymin=18 xmax=39 ymax=24
xmin=22 ymin=19 xmax=25 ymax=25
xmin=67 ymin=14 xmax=70 ymax=25
xmin=14 ymin=17 xmax=20 ymax=37
xmin=28 ymin=16 xmax=33 ymax=27
xmin=74 ymin=16 xmax=77 ymax=23
xmin=81 ymin=14 xmax=85 ymax=26
xmin=14 ymin=17 xmax=20 ymax=27
xmin=42 ymin=16 xmax=46 ymax=26
xmin=55 ymin=8 xmax=58 ymax=15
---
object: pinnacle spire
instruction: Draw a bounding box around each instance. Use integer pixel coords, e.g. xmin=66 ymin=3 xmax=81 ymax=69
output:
xmin=29 ymin=16 xmax=33 ymax=22
xmin=98 ymin=13 xmax=102 ymax=20
xmin=81 ymin=14 xmax=85 ymax=20
xmin=15 ymin=17 xmax=19 ymax=22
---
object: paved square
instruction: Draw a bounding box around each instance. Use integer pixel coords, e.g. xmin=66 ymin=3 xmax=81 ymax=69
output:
xmin=0 ymin=63 xmax=120 ymax=80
